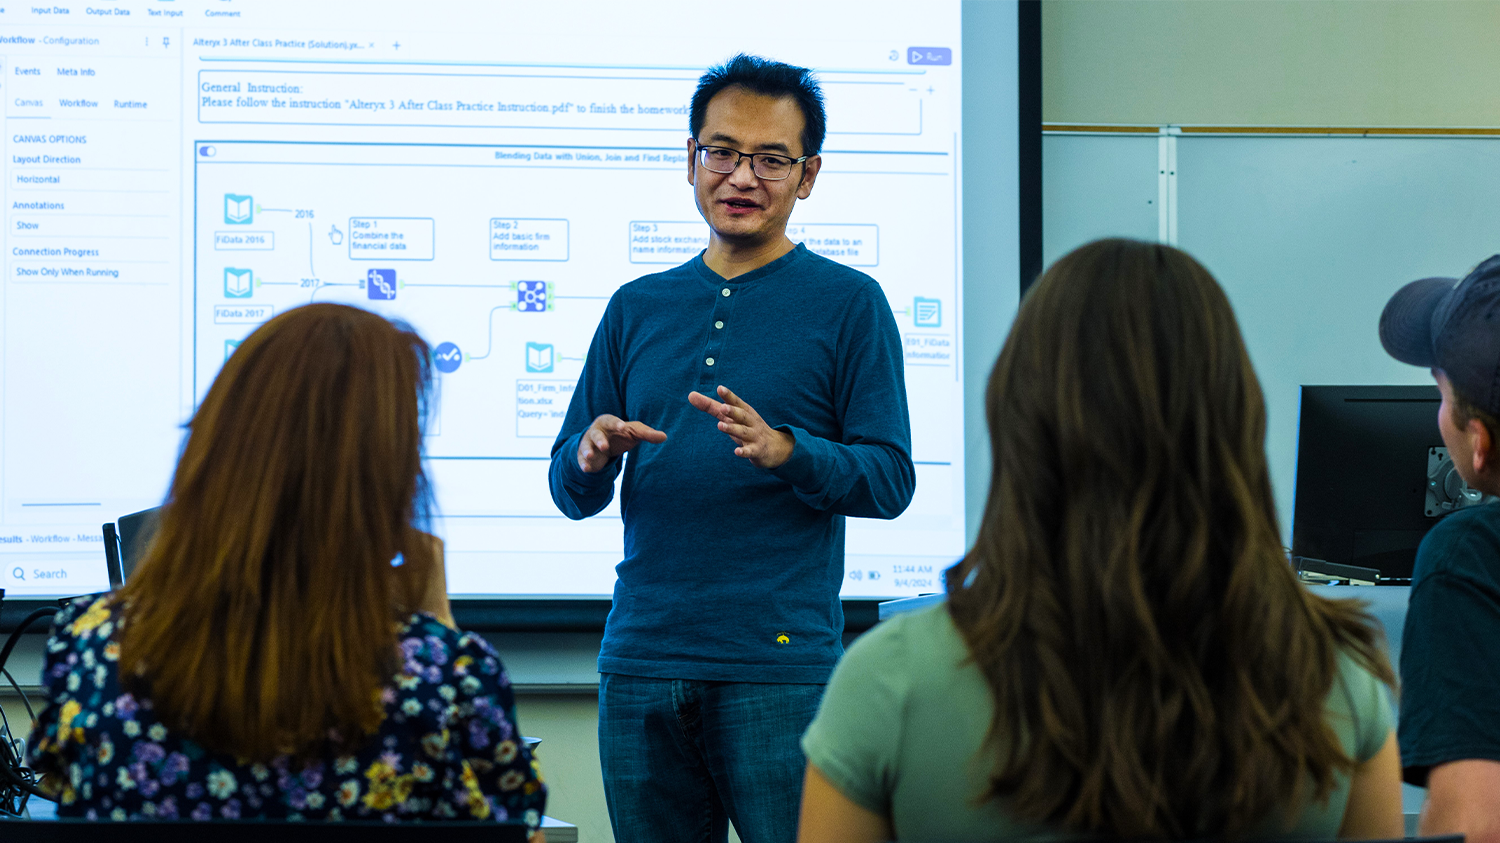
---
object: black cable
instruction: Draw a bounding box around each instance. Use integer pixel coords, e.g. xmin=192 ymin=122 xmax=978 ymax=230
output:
xmin=2 ymin=668 xmax=36 ymax=723
xmin=0 ymin=721 xmax=37 ymax=813
xmin=0 ymin=699 xmax=43 ymax=812
xmin=0 ymin=606 xmax=56 ymax=813
xmin=0 ymin=607 xmax=55 ymax=681
xmin=0 ymin=693 xmax=12 ymax=754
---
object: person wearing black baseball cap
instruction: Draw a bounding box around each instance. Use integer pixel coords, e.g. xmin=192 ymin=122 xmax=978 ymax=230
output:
xmin=1380 ymin=255 xmax=1500 ymax=842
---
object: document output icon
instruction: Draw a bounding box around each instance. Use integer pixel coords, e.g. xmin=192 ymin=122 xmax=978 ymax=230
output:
xmin=914 ymin=297 xmax=941 ymax=327
xmin=526 ymin=342 xmax=554 ymax=373
xmin=224 ymin=267 xmax=253 ymax=298
xmin=224 ymin=194 xmax=253 ymax=225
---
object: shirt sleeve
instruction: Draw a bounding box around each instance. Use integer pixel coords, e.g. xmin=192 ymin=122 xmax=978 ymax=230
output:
xmin=447 ymin=629 xmax=547 ymax=828
xmin=548 ymin=292 xmax=626 ymax=519
xmin=1399 ymin=566 xmax=1500 ymax=785
xmin=1337 ymin=651 xmax=1396 ymax=764
xmin=768 ymin=281 xmax=916 ymax=519
xmin=800 ymin=613 xmax=910 ymax=813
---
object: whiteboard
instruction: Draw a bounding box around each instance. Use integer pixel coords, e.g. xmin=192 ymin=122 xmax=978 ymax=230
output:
xmin=1177 ymin=136 xmax=1500 ymax=543
xmin=1042 ymin=133 xmax=1159 ymax=268
xmin=1044 ymin=133 xmax=1500 ymax=545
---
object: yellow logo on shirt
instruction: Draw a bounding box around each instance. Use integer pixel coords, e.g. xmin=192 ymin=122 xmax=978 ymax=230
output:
xmin=775 ymin=632 xmax=790 ymax=644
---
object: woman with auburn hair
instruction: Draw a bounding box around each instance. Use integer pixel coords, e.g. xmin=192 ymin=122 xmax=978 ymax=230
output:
xmin=27 ymin=303 xmax=546 ymax=830
xmin=798 ymin=240 xmax=1403 ymax=841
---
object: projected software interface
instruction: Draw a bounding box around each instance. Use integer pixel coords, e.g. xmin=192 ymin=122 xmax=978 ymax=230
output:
xmin=0 ymin=2 xmax=965 ymax=598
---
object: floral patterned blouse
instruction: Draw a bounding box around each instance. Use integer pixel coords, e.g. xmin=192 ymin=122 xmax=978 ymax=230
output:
xmin=27 ymin=596 xmax=546 ymax=829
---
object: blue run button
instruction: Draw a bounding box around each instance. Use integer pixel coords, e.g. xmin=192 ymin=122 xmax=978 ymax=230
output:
xmin=907 ymin=47 xmax=952 ymax=66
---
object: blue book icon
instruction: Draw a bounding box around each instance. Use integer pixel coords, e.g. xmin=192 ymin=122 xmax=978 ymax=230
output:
xmin=914 ymin=297 xmax=941 ymax=327
xmin=224 ymin=194 xmax=253 ymax=225
xmin=526 ymin=342 xmax=554 ymax=373
xmin=367 ymin=269 xmax=396 ymax=300
xmin=224 ymin=267 xmax=252 ymax=298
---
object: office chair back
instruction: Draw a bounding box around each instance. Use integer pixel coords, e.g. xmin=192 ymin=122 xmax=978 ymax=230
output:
xmin=100 ymin=506 xmax=162 ymax=587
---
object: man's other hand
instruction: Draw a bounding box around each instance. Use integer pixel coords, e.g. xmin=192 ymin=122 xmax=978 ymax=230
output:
xmin=1420 ymin=759 xmax=1500 ymax=843
xmin=688 ymin=385 xmax=794 ymax=470
xmin=578 ymin=414 xmax=667 ymax=473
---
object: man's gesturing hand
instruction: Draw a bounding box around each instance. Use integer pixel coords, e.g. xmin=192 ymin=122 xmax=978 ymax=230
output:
xmin=688 ymin=385 xmax=794 ymax=470
xmin=578 ymin=414 xmax=667 ymax=473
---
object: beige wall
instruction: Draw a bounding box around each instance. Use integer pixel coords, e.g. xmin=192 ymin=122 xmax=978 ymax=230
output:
xmin=1044 ymin=0 xmax=1500 ymax=128
xmin=514 ymin=693 xmax=611 ymax=843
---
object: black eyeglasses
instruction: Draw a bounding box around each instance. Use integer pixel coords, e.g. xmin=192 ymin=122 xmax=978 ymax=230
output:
xmin=694 ymin=142 xmax=808 ymax=180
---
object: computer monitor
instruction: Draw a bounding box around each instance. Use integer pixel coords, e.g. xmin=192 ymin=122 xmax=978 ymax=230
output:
xmin=1291 ymin=384 xmax=1483 ymax=580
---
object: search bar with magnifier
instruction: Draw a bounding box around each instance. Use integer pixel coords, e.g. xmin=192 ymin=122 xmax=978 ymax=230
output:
xmin=9 ymin=564 xmax=66 ymax=584
xmin=1 ymin=554 xmax=108 ymax=595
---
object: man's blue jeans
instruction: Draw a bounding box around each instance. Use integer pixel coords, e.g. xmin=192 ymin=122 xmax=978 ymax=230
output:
xmin=598 ymin=673 xmax=826 ymax=843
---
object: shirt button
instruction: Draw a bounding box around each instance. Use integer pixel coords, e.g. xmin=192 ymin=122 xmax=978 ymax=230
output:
xmin=714 ymin=320 xmax=724 ymax=329
xmin=721 ymin=288 xmax=731 ymax=297
xmin=706 ymin=357 xmax=715 ymax=366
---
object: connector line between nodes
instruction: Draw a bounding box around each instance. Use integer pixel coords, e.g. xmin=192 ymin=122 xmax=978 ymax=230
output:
xmin=404 ymin=283 xmax=512 ymax=288
xmin=466 ymin=304 xmax=514 ymax=361
xmin=309 ymin=281 xmax=358 ymax=303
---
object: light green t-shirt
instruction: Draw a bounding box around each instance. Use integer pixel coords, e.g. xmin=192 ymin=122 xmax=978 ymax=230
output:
xmin=802 ymin=603 xmax=1393 ymax=841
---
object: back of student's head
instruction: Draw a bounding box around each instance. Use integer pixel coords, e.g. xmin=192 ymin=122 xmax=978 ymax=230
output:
xmin=946 ymin=238 xmax=1391 ymax=838
xmin=120 ymin=303 xmax=435 ymax=760
xmin=1379 ymin=255 xmax=1500 ymax=480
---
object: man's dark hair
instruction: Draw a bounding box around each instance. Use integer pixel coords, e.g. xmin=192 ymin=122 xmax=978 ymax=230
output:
xmin=690 ymin=54 xmax=826 ymax=157
xmin=1450 ymin=381 xmax=1500 ymax=453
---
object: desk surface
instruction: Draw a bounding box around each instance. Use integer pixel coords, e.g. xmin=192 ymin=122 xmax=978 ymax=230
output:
xmin=19 ymin=800 xmax=579 ymax=841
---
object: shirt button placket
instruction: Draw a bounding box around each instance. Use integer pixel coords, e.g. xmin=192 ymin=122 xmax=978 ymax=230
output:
xmin=703 ymin=286 xmax=732 ymax=384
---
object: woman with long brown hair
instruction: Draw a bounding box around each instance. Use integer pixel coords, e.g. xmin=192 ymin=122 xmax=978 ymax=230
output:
xmin=27 ymin=303 xmax=545 ymax=829
xmin=798 ymin=240 xmax=1402 ymax=840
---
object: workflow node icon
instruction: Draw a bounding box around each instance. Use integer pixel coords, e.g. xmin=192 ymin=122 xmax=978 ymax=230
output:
xmin=517 ymin=280 xmax=548 ymax=312
xmin=913 ymin=296 xmax=941 ymax=327
xmin=367 ymin=269 xmax=396 ymax=300
xmin=224 ymin=267 xmax=253 ymax=298
xmin=433 ymin=342 xmax=462 ymax=374
xmin=224 ymin=193 xmax=253 ymax=225
xmin=225 ymin=339 xmax=241 ymax=361
xmin=525 ymin=342 xmax=554 ymax=373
